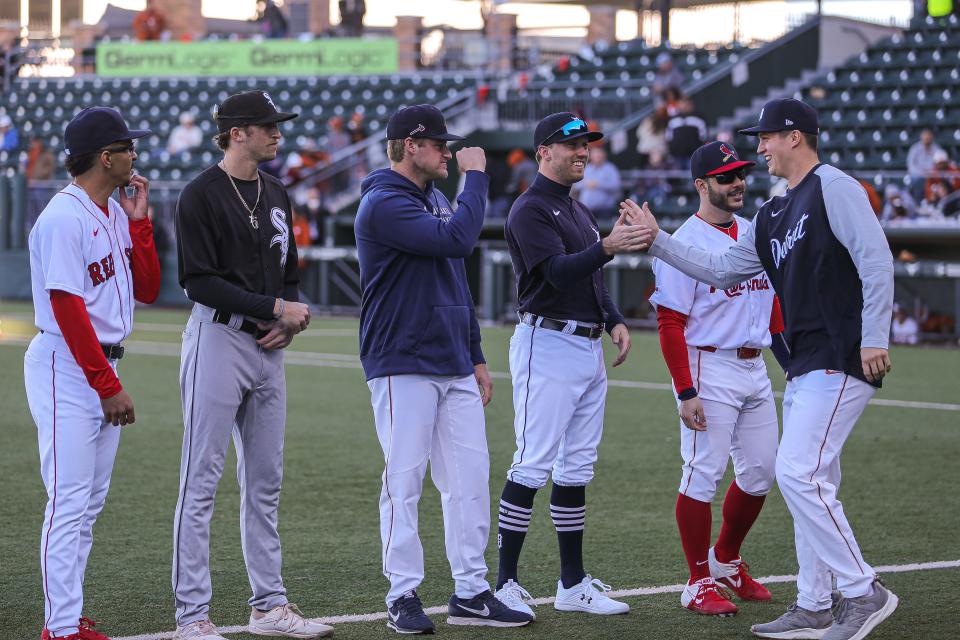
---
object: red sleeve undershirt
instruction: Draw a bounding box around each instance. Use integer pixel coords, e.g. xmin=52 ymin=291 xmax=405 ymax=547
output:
xmin=770 ymin=295 xmax=785 ymax=334
xmin=50 ymin=290 xmax=123 ymax=399
xmin=128 ymin=216 xmax=161 ymax=303
xmin=656 ymin=305 xmax=692 ymax=394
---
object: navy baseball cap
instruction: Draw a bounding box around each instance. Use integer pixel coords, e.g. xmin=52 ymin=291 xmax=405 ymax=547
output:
xmin=64 ymin=107 xmax=151 ymax=157
xmin=534 ymin=112 xmax=603 ymax=148
xmin=690 ymin=141 xmax=755 ymax=180
xmin=215 ymin=90 xmax=298 ymax=133
xmin=738 ymin=98 xmax=819 ymax=136
xmin=386 ymin=104 xmax=464 ymax=141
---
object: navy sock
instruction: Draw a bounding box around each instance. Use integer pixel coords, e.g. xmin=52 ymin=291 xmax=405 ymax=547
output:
xmin=496 ymin=480 xmax=538 ymax=590
xmin=551 ymin=483 xmax=587 ymax=589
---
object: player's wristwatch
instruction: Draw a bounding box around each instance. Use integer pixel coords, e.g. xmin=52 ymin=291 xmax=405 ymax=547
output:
xmin=678 ymin=387 xmax=698 ymax=401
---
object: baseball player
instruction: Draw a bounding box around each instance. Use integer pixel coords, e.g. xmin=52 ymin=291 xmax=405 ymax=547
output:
xmin=355 ymin=104 xmax=532 ymax=634
xmin=25 ymin=107 xmax=160 ymax=640
xmin=623 ymin=98 xmax=898 ymax=640
xmin=651 ymin=141 xmax=789 ymax=617
xmin=171 ymin=91 xmax=331 ymax=640
xmin=494 ymin=113 xmax=646 ymax=618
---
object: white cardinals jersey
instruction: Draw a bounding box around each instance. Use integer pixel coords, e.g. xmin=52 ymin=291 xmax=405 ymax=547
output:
xmin=29 ymin=183 xmax=136 ymax=345
xmin=650 ymin=215 xmax=776 ymax=349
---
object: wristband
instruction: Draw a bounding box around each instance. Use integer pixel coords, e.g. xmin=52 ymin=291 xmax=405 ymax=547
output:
xmin=274 ymin=298 xmax=285 ymax=320
xmin=677 ymin=387 xmax=698 ymax=401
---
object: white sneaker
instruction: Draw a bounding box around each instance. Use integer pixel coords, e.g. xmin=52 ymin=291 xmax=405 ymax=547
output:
xmin=495 ymin=579 xmax=537 ymax=620
xmin=173 ymin=619 xmax=227 ymax=640
xmin=248 ymin=603 xmax=335 ymax=638
xmin=554 ymin=575 xmax=630 ymax=615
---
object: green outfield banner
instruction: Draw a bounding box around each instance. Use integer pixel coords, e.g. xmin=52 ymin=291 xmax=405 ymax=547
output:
xmin=96 ymin=38 xmax=399 ymax=77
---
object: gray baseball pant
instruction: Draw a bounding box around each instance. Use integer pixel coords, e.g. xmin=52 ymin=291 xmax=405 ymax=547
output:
xmin=172 ymin=303 xmax=288 ymax=626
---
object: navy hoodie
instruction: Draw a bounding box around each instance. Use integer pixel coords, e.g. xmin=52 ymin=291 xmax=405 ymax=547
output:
xmin=355 ymin=168 xmax=489 ymax=380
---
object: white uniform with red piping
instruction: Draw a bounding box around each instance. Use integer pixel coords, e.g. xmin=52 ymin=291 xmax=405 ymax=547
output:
xmin=649 ymin=214 xmax=779 ymax=502
xmin=24 ymin=184 xmax=136 ymax=637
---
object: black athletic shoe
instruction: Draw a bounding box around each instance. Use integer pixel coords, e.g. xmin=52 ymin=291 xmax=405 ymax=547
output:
xmin=447 ymin=589 xmax=534 ymax=627
xmin=387 ymin=590 xmax=435 ymax=635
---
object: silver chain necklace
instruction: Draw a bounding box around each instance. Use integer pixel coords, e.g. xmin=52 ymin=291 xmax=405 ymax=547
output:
xmin=219 ymin=161 xmax=261 ymax=229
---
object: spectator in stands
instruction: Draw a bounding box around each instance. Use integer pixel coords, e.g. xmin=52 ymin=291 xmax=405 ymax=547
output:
xmin=348 ymin=111 xmax=368 ymax=179
xmin=653 ymin=52 xmax=684 ymax=104
xmin=506 ymin=148 xmax=537 ymax=196
xmin=166 ymin=112 xmax=203 ymax=155
xmin=907 ymin=128 xmax=943 ymax=201
xmin=257 ymin=0 xmax=289 ymax=38
xmin=325 ymin=116 xmax=351 ymax=192
xmin=925 ymin=150 xmax=960 ymax=216
xmin=665 ymin=98 xmax=706 ymax=169
xmin=24 ymin=137 xmax=55 ymax=181
xmin=859 ymin=179 xmax=882 ymax=216
xmin=339 ymin=0 xmax=366 ymax=37
xmin=890 ymin=304 xmax=919 ymax=345
xmin=133 ymin=0 xmax=167 ymax=41
xmin=571 ymin=144 xmax=621 ymax=218
xmin=636 ymin=106 xmax=669 ymax=169
xmin=485 ymin=153 xmax=512 ymax=219
xmin=880 ymin=184 xmax=918 ymax=224
xmin=0 ymin=115 xmax=19 ymax=152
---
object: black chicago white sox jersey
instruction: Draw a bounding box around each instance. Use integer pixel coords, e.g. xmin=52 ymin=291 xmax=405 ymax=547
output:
xmin=175 ymin=165 xmax=299 ymax=319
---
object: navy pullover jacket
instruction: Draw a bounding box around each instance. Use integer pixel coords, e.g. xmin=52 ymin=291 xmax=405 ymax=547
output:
xmin=355 ymin=168 xmax=489 ymax=381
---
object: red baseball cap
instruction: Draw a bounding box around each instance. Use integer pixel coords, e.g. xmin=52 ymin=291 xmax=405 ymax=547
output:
xmin=690 ymin=140 xmax=755 ymax=179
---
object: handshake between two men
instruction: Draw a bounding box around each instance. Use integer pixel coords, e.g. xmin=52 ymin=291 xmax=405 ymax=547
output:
xmin=599 ymin=199 xmax=661 ymax=256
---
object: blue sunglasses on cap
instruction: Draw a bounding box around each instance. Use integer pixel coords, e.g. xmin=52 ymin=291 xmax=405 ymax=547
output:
xmin=542 ymin=118 xmax=590 ymax=145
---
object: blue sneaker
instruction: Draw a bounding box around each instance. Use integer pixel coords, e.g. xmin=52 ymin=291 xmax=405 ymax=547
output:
xmin=447 ymin=589 xmax=534 ymax=627
xmin=387 ymin=590 xmax=435 ymax=635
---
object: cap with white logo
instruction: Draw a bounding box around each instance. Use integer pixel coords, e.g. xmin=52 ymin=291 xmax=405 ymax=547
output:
xmin=738 ymin=98 xmax=819 ymax=136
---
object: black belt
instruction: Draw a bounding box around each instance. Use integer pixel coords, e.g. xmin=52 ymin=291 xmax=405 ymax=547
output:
xmin=38 ymin=330 xmax=124 ymax=359
xmin=212 ymin=309 xmax=267 ymax=338
xmin=521 ymin=312 xmax=604 ymax=339
xmin=102 ymin=344 xmax=124 ymax=360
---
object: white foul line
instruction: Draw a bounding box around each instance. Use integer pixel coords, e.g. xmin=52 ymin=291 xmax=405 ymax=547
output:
xmin=113 ymin=559 xmax=960 ymax=640
xmin=2 ymin=338 xmax=959 ymax=412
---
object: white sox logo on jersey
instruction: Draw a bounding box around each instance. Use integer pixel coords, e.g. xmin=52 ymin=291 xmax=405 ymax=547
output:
xmin=771 ymin=213 xmax=810 ymax=269
xmin=270 ymin=207 xmax=289 ymax=269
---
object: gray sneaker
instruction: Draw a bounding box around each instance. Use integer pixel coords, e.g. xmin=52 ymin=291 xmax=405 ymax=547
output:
xmin=751 ymin=602 xmax=833 ymax=639
xmin=822 ymin=580 xmax=899 ymax=640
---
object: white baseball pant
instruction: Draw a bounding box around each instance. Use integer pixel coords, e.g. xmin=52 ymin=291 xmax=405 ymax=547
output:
xmin=368 ymin=373 xmax=491 ymax=605
xmin=777 ymin=370 xmax=877 ymax=610
xmin=24 ymin=331 xmax=122 ymax=638
xmin=678 ymin=346 xmax=778 ymax=502
xmin=506 ymin=320 xmax=607 ymax=489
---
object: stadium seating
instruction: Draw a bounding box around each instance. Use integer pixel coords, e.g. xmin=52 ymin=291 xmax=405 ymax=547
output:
xmin=500 ymin=41 xmax=750 ymax=122
xmin=623 ymin=13 xmax=960 ymax=222
xmin=0 ymin=72 xmax=480 ymax=180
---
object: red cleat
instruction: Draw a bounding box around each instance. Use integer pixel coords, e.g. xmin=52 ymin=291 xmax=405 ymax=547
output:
xmin=41 ymin=630 xmax=80 ymax=639
xmin=78 ymin=618 xmax=111 ymax=640
xmin=681 ymin=577 xmax=738 ymax=616
xmin=709 ymin=547 xmax=772 ymax=601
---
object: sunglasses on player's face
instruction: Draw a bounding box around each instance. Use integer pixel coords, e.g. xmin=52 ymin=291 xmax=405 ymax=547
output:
xmin=710 ymin=168 xmax=747 ymax=184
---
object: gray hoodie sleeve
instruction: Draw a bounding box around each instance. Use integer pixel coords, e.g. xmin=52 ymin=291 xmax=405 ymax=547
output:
xmin=816 ymin=166 xmax=894 ymax=350
xmin=648 ymin=221 xmax=765 ymax=290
